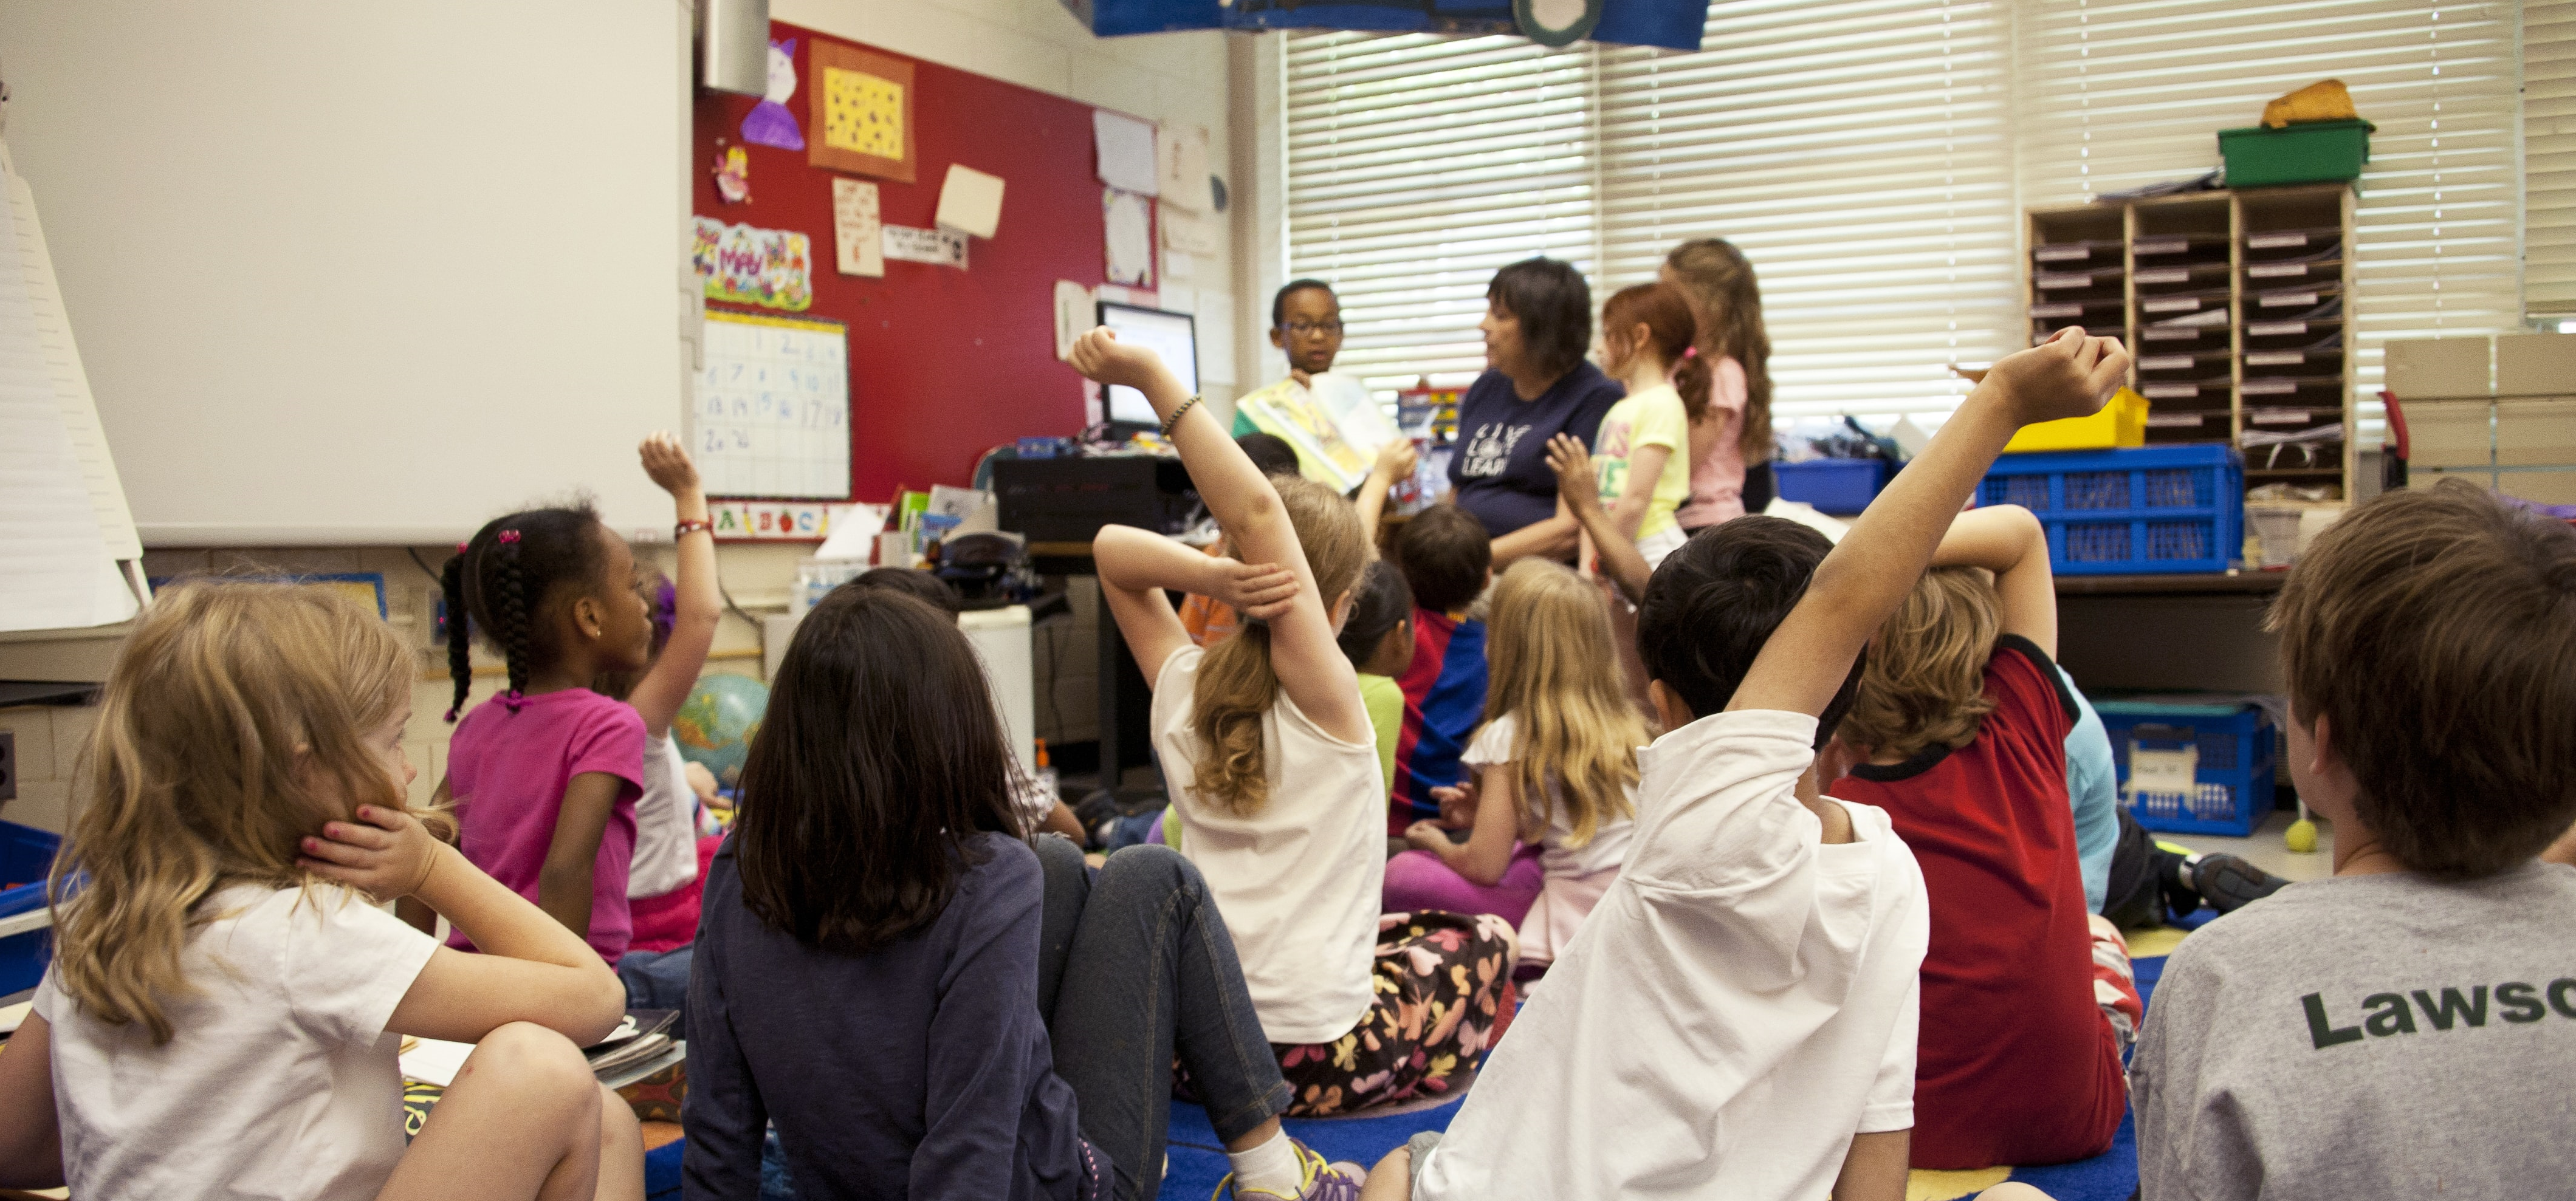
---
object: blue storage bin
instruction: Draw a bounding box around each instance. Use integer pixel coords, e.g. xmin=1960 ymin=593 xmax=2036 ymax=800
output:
xmin=1979 ymin=445 xmax=2242 ymax=575
xmin=2095 ymin=700 xmax=2276 ymax=837
xmin=1775 ymin=458 xmax=1893 ymax=515
xmin=0 ymin=820 xmax=61 ymax=997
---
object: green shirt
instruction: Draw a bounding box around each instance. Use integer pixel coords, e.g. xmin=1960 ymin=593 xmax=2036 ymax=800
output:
xmin=1593 ymin=383 xmax=1694 ymax=541
xmin=1359 ymin=671 xmax=1404 ymax=798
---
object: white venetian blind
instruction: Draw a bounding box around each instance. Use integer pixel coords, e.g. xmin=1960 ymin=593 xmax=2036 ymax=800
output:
xmin=2013 ymin=0 xmax=2524 ymax=416
xmin=2529 ymin=0 xmax=2576 ymax=320
xmin=1282 ymin=33 xmax=1601 ymax=394
xmin=1595 ymin=0 xmax=2022 ymax=419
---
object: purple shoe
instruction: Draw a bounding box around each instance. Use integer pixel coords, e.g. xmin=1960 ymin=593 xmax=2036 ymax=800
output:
xmin=1216 ymin=1137 xmax=1367 ymax=1200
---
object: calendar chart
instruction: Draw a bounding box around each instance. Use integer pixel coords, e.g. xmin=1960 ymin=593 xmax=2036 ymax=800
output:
xmin=695 ymin=312 xmax=851 ymax=499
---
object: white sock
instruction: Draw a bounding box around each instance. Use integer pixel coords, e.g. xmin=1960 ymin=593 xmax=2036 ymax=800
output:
xmin=1227 ymin=1129 xmax=1303 ymax=1197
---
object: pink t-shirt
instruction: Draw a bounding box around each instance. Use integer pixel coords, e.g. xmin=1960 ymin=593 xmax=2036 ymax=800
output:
xmin=1674 ymin=355 xmax=1751 ymax=531
xmin=445 ymin=687 xmax=645 ymax=963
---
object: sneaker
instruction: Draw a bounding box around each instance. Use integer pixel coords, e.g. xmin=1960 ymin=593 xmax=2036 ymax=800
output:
xmin=2191 ymin=852 xmax=2290 ymax=915
xmin=1217 ymin=1138 xmax=1367 ymax=1200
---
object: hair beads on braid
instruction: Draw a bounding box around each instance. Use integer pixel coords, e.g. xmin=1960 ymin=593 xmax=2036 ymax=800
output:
xmin=445 ymin=503 xmax=608 ymax=722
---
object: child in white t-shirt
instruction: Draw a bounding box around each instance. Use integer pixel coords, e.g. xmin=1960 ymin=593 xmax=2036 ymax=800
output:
xmin=1386 ymin=558 xmax=1641 ymax=967
xmin=1359 ymin=326 xmax=2131 ymax=1201
xmin=0 ymin=581 xmax=639 ymax=1201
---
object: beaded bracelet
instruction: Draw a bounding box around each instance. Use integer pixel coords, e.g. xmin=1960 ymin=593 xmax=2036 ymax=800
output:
xmin=1159 ymin=394 xmax=1201 ymax=437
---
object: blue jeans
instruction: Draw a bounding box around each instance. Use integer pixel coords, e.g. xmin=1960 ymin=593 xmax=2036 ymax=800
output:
xmin=1032 ymin=836 xmax=1291 ymax=1201
xmin=616 ymin=945 xmax=693 ymax=1027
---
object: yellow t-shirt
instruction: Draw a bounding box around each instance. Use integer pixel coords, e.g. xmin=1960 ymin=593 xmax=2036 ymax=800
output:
xmin=1593 ymin=383 xmax=1694 ymax=541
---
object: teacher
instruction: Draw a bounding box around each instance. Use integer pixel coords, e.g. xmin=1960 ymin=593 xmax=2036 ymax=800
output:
xmin=1447 ymin=257 xmax=1624 ymax=565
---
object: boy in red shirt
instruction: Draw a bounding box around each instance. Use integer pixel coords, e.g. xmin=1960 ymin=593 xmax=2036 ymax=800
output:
xmin=1827 ymin=503 xmax=2135 ymax=1169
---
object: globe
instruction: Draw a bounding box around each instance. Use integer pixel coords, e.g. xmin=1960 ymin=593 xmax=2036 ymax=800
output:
xmin=673 ymin=673 xmax=769 ymax=787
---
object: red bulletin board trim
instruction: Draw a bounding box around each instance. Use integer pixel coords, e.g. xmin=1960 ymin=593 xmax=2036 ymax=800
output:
xmin=695 ymin=22 xmax=1120 ymax=500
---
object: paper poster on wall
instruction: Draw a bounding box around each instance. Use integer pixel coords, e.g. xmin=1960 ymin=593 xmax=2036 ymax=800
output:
xmin=1053 ymin=279 xmax=1094 ymax=358
xmin=831 ymin=177 xmax=884 ymax=277
xmin=712 ymin=145 xmax=752 ymax=204
xmin=692 ymin=217 xmax=813 ymax=311
xmin=1156 ymin=123 xmax=1212 ymax=211
xmin=935 ymin=165 xmax=1006 ymax=239
xmin=695 ymin=310 xmax=851 ymax=500
xmin=883 ymin=225 xmax=969 ymax=269
xmin=1092 ymin=111 xmax=1159 ymax=196
xmin=809 ymin=41 xmax=916 ymax=183
xmin=1160 ymin=204 xmax=1218 ymax=257
xmin=741 ymin=39 xmax=808 ymax=151
xmin=1103 ymin=188 xmax=1153 ymax=287
xmin=1163 ymin=250 xmax=1194 ymax=281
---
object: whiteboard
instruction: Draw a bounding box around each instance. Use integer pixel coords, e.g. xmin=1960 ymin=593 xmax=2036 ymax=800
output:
xmin=0 ymin=1 xmax=690 ymax=546
xmin=694 ymin=312 xmax=852 ymax=499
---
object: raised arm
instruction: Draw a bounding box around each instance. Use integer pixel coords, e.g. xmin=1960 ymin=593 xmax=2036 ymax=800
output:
xmin=1091 ymin=525 xmax=1294 ymax=688
xmin=1727 ymin=328 xmax=2126 ymax=719
xmin=1928 ymin=503 xmax=2056 ymax=657
xmin=1070 ymin=329 xmax=1371 ymax=742
xmin=625 ymin=433 xmax=720 ymax=736
xmin=1548 ymin=434 xmax=1653 ymax=604
xmin=1353 ymin=437 xmax=1420 ymax=538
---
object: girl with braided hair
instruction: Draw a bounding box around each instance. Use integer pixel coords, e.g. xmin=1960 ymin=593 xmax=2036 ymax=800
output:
xmin=421 ymin=456 xmax=659 ymax=965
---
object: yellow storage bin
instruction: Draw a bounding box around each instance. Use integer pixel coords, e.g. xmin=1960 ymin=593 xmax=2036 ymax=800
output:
xmin=2004 ymin=387 xmax=2149 ymax=454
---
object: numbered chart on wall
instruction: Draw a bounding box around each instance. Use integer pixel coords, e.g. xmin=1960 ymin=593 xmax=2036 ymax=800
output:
xmin=694 ymin=311 xmax=853 ymax=500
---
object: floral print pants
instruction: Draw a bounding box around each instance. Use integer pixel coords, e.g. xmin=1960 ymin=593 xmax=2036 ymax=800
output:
xmin=1269 ymin=909 xmax=1519 ymax=1117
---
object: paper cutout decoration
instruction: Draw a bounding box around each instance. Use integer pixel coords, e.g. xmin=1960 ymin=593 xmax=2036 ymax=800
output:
xmin=1093 ymin=111 xmax=1160 ymax=196
xmin=741 ymin=39 xmax=806 ymax=151
xmin=936 ymin=165 xmax=1006 ymax=239
xmin=882 ymin=225 xmax=968 ymax=269
xmin=1159 ymin=204 xmax=1217 ymax=258
xmin=809 ymin=41 xmax=915 ymax=183
xmin=692 ymin=217 xmax=813 ymax=311
xmin=831 ymin=178 xmax=884 ymax=277
xmin=1053 ymin=280 xmax=1093 ymax=359
xmin=1104 ymin=188 xmax=1153 ymax=287
xmin=713 ymin=145 xmax=751 ymax=204
xmin=1156 ymin=123 xmax=1213 ymax=211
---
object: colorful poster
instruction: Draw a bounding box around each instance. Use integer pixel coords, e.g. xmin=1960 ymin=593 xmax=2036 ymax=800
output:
xmin=692 ymin=217 xmax=813 ymax=312
xmin=808 ymin=41 xmax=915 ymax=182
xmin=831 ymin=177 xmax=883 ymax=277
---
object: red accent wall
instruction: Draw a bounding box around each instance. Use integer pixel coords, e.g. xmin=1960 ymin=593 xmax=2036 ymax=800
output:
xmin=692 ymin=22 xmax=1109 ymax=499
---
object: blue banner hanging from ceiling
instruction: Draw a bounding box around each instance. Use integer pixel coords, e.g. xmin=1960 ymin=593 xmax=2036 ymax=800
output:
xmin=1060 ymin=0 xmax=1708 ymax=52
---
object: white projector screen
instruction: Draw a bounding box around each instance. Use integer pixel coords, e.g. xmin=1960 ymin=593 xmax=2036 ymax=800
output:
xmin=0 ymin=1 xmax=690 ymax=546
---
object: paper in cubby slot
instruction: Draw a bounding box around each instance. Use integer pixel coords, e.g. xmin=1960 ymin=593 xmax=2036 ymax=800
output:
xmin=2244 ymin=227 xmax=2340 ymax=254
xmin=2134 ymin=262 xmax=2230 ymax=287
xmin=2253 ymin=282 xmax=2341 ymax=309
xmin=2238 ymin=375 xmax=2344 ymax=397
xmin=2032 ymin=269 xmax=2120 ymax=292
xmin=2244 ymin=297 xmax=2342 ymax=335
xmin=2030 ymin=295 xmax=2123 ymax=319
xmin=2132 ymin=232 xmax=2229 ymax=258
xmin=2145 ymin=411 xmax=2214 ymax=430
xmin=2137 ymin=349 xmax=2228 ymax=372
xmin=2245 ymin=404 xmax=2343 ymax=427
xmin=2142 ymin=322 xmax=2224 ymax=344
xmin=2138 ymin=289 xmax=2226 ymax=317
xmin=2241 ymin=422 xmax=2346 ymax=471
xmin=2032 ymin=240 xmax=2121 ymax=264
xmin=2241 ymin=335 xmax=2345 ymax=369
xmin=2141 ymin=377 xmax=2231 ymax=400
xmin=2148 ymin=306 xmax=2231 ymax=330
xmin=2243 ymin=257 xmax=2341 ymax=282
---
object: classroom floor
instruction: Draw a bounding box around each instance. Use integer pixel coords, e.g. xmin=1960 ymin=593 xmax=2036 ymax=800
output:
xmin=2165 ymin=807 xmax=2335 ymax=883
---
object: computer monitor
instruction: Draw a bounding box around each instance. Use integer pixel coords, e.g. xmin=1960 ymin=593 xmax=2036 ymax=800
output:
xmin=1095 ymin=301 xmax=1198 ymax=429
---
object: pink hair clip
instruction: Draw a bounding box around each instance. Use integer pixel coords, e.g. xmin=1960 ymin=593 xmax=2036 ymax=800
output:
xmin=502 ymin=688 xmax=526 ymax=713
xmin=1682 ymin=345 xmax=1699 ymax=359
xmin=498 ymin=530 xmax=521 ymax=544
xmin=455 ymin=541 xmax=468 ymax=553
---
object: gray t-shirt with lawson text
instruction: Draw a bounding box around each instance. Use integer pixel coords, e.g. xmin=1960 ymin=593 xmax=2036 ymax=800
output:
xmin=2132 ymin=863 xmax=2576 ymax=1200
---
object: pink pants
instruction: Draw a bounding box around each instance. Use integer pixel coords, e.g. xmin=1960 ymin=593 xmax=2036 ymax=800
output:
xmin=1381 ymin=844 xmax=1545 ymax=928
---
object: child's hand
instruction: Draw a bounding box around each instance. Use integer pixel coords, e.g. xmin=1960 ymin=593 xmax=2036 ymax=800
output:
xmin=1067 ymin=328 xmax=1173 ymax=393
xmin=639 ymin=431 xmax=701 ymax=495
xmin=1403 ymin=820 xmax=1455 ymax=854
xmin=1980 ymin=326 xmax=2130 ymax=428
xmin=1209 ymin=558 xmax=1299 ymax=621
xmin=1371 ymin=437 xmax=1420 ymax=484
xmin=1545 ymin=434 xmax=1602 ymax=513
xmin=1429 ymin=779 xmax=1479 ymax=828
xmin=300 ymin=804 xmax=444 ymax=903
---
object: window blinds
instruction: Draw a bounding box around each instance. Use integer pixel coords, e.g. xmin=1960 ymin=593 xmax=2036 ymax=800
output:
xmin=2530 ymin=0 xmax=2576 ymax=320
xmin=2014 ymin=0 xmax=2523 ymax=419
xmin=1282 ymin=1 xmax=2524 ymax=421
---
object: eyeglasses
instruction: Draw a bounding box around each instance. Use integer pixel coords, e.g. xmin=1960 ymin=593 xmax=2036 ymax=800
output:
xmin=1280 ymin=320 xmax=1344 ymax=337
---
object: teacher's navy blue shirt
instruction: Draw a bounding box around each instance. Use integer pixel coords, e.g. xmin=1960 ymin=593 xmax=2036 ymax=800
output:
xmin=684 ymin=834 xmax=1089 ymax=1200
xmin=1446 ymin=362 xmax=1624 ymax=538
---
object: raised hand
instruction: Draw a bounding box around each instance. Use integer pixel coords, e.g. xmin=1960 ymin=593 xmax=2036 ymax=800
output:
xmin=1207 ymin=558 xmax=1299 ymax=621
xmin=1545 ymin=433 xmax=1603 ymax=514
xmin=300 ymin=804 xmax=447 ymax=904
xmin=1067 ymin=327 xmax=1174 ymax=394
xmin=1372 ymin=437 xmax=1420 ymax=484
xmin=1982 ymin=326 xmax=2130 ymax=428
xmin=639 ymin=431 xmax=702 ymax=496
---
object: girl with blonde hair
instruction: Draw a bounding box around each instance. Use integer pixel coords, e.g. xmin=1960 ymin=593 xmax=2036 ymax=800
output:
xmin=1386 ymin=558 xmax=1646 ymax=968
xmin=1071 ymin=328 xmax=1516 ymax=1130
xmin=0 ymin=581 xmax=640 ymax=1201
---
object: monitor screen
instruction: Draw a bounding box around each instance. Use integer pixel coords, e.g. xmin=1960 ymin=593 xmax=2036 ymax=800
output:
xmin=1095 ymin=301 xmax=1198 ymax=427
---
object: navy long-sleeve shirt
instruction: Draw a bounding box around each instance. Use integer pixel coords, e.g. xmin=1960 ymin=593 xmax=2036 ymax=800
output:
xmin=682 ymin=833 xmax=1088 ymax=1200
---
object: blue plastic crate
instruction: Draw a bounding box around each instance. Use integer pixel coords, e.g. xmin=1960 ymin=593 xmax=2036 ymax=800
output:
xmin=1776 ymin=458 xmax=1894 ymax=515
xmin=1979 ymin=445 xmax=2242 ymax=575
xmin=2095 ymin=700 xmax=2276 ymax=837
xmin=0 ymin=820 xmax=60 ymax=997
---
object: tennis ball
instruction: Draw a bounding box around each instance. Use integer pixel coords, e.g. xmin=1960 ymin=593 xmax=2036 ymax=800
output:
xmin=2285 ymin=818 xmax=2319 ymax=854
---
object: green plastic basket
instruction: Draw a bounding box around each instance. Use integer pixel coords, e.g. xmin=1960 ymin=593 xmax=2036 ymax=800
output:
xmin=2218 ymin=118 xmax=2373 ymax=188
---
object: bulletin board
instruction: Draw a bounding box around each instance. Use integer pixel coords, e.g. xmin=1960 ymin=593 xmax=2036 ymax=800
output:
xmin=693 ymin=22 xmax=1118 ymax=499
xmin=695 ymin=312 xmax=851 ymax=499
